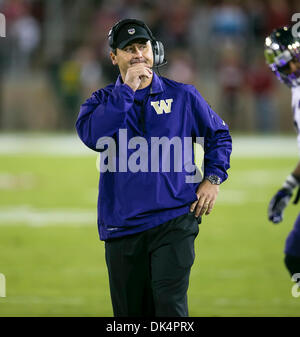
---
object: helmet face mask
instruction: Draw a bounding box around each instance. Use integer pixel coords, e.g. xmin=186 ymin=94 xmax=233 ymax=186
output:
xmin=264 ymin=26 xmax=300 ymax=88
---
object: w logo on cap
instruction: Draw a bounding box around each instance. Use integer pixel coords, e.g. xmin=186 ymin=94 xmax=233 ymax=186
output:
xmin=128 ymin=28 xmax=135 ymax=35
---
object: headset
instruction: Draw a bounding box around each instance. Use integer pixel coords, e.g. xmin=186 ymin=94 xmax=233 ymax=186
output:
xmin=108 ymin=19 xmax=166 ymax=67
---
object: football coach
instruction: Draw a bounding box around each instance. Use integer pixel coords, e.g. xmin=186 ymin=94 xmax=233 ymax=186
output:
xmin=76 ymin=18 xmax=232 ymax=317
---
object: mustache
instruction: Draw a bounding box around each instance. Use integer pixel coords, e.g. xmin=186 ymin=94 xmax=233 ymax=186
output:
xmin=130 ymin=59 xmax=147 ymax=65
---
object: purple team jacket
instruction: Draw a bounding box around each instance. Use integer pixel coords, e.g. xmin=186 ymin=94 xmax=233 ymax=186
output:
xmin=76 ymin=73 xmax=232 ymax=240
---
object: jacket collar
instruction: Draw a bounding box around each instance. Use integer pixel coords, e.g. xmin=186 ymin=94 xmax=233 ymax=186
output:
xmin=115 ymin=71 xmax=164 ymax=95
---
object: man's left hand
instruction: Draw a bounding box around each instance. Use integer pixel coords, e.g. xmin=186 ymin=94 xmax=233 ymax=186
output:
xmin=190 ymin=179 xmax=219 ymax=217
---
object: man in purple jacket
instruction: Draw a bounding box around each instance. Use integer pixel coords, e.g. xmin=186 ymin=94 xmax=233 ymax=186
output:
xmin=76 ymin=18 xmax=232 ymax=317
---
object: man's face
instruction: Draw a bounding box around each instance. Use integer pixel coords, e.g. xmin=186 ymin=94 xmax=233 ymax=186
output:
xmin=110 ymin=39 xmax=154 ymax=76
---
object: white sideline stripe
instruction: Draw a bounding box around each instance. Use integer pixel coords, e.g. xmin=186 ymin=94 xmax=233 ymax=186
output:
xmin=0 ymin=206 xmax=96 ymax=226
xmin=0 ymin=296 xmax=85 ymax=305
xmin=0 ymin=134 xmax=92 ymax=156
xmin=230 ymin=169 xmax=287 ymax=186
xmin=217 ymin=190 xmax=248 ymax=204
xmin=231 ymin=136 xmax=298 ymax=158
xmin=0 ymin=134 xmax=298 ymax=157
xmin=216 ymin=189 xmax=267 ymax=204
xmin=0 ymin=191 xmax=255 ymax=229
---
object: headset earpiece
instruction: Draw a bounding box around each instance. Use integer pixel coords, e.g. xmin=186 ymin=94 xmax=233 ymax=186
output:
xmin=152 ymin=40 xmax=166 ymax=67
xmin=108 ymin=28 xmax=113 ymax=49
xmin=157 ymin=41 xmax=165 ymax=66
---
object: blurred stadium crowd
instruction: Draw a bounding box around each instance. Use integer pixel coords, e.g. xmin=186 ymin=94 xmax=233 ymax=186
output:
xmin=0 ymin=0 xmax=299 ymax=132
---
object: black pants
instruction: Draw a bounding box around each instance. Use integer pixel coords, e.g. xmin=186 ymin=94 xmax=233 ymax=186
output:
xmin=105 ymin=212 xmax=199 ymax=317
xmin=284 ymin=254 xmax=300 ymax=276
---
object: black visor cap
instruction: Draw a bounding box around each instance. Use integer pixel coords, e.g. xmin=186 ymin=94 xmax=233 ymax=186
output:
xmin=114 ymin=23 xmax=152 ymax=50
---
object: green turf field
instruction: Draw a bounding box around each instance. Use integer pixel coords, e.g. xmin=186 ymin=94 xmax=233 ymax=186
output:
xmin=0 ymin=135 xmax=300 ymax=316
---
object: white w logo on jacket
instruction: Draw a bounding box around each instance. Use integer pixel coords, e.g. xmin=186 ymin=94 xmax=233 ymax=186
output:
xmin=151 ymin=99 xmax=173 ymax=115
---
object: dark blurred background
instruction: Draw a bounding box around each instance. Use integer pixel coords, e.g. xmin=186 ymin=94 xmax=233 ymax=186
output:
xmin=0 ymin=0 xmax=299 ymax=133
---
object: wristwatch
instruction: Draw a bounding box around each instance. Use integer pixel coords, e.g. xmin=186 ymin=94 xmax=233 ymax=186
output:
xmin=205 ymin=175 xmax=222 ymax=185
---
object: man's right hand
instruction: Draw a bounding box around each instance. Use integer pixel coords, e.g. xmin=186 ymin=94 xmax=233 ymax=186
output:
xmin=124 ymin=64 xmax=153 ymax=91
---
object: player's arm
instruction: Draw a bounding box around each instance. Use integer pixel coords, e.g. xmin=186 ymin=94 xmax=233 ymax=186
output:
xmin=268 ymin=160 xmax=300 ymax=224
xmin=292 ymin=160 xmax=300 ymax=178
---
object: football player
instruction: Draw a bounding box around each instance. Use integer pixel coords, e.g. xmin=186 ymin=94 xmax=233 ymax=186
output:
xmin=265 ymin=26 xmax=300 ymax=276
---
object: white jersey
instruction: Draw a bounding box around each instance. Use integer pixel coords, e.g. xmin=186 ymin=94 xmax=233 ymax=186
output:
xmin=292 ymin=86 xmax=300 ymax=155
